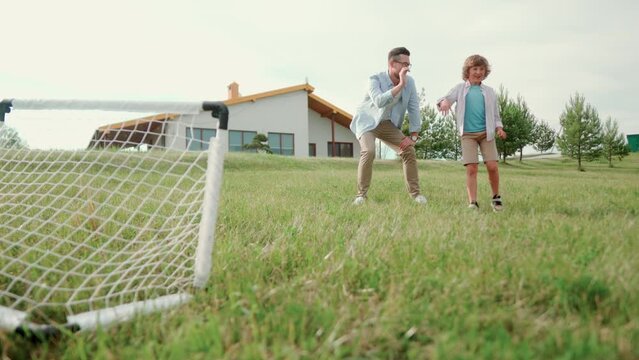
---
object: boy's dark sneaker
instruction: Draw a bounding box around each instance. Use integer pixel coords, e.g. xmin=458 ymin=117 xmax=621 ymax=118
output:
xmin=491 ymin=195 xmax=503 ymax=212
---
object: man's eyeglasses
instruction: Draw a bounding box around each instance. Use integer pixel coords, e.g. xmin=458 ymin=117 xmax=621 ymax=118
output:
xmin=394 ymin=60 xmax=412 ymax=69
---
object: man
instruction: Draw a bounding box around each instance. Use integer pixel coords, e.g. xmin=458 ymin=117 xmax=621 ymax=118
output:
xmin=350 ymin=47 xmax=426 ymax=205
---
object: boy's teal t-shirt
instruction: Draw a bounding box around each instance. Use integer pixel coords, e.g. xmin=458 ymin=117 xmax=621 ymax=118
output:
xmin=463 ymin=85 xmax=486 ymax=133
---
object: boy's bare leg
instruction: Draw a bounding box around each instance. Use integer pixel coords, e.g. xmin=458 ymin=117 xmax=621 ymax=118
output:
xmin=466 ymin=163 xmax=479 ymax=203
xmin=485 ymin=161 xmax=500 ymax=196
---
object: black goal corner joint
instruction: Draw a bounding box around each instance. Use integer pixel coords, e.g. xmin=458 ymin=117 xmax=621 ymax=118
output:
xmin=202 ymin=101 xmax=229 ymax=130
xmin=0 ymin=99 xmax=13 ymax=123
xmin=15 ymin=322 xmax=81 ymax=343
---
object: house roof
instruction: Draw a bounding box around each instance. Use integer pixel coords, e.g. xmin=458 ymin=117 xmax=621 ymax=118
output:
xmin=308 ymin=93 xmax=352 ymax=129
xmin=98 ymin=113 xmax=179 ymax=132
xmin=97 ymin=83 xmax=352 ymax=131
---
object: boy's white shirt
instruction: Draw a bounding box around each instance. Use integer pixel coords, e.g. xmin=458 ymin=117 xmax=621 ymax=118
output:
xmin=438 ymin=81 xmax=503 ymax=141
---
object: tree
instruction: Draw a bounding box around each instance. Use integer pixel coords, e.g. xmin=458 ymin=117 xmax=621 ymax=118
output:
xmin=531 ymin=120 xmax=556 ymax=154
xmin=402 ymin=103 xmax=460 ymax=160
xmin=401 ymin=88 xmax=438 ymax=159
xmin=557 ymin=93 xmax=602 ymax=171
xmin=496 ymin=87 xmax=535 ymax=162
xmin=601 ymin=116 xmax=630 ymax=167
xmin=427 ymin=112 xmax=460 ymax=160
xmin=404 ymin=104 xmax=436 ymax=159
xmin=243 ymin=133 xmax=272 ymax=154
xmin=0 ymin=123 xmax=28 ymax=149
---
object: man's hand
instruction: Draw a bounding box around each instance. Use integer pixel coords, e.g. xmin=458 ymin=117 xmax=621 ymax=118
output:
xmin=399 ymin=136 xmax=415 ymax=151
xmin=437 ymin=100 xmax=451 ymax=115
xmin=398 ymin=66 xmax=410 ymax=86
xmin=391 ymin=67 xmax=410 ymax=97
xmin=497 ymin=127 xmax=507 ymax=139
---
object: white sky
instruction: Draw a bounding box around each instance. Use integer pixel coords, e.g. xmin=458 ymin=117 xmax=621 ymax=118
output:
xmin=1 ymin=0 xmax=638 ymax=149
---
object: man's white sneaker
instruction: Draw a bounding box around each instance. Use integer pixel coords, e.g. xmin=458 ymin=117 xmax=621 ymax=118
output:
xmin=414 ymin=195 xmax=427 ymax=204
xmin=353 ymin=196 xmax=366 ymax=205
xmin=468 ymin=201 xmax=479 ymax=210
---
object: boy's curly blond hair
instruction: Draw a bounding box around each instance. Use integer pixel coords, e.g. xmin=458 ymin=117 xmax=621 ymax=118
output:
xmin=462 ymin=54 xmax=491 ymax=80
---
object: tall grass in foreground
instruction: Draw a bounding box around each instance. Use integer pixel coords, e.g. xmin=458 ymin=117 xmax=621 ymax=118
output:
xmin=2 ymin=153 xmax=638 ymax=359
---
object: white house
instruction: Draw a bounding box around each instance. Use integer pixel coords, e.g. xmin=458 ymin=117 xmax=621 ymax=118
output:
xmin=91 ymin=83 xmax=358 ymax=158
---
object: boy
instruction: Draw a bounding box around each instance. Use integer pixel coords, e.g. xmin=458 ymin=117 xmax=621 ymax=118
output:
xmin=437 ymin=54 xmax=507 ymax=211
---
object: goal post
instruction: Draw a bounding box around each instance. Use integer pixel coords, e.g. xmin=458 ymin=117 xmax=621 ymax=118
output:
xmin=0 ymin=98 xmax=228 ymax=336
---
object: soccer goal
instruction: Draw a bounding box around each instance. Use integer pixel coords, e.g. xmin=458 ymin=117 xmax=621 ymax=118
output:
xmin=0 ymin=99 xmax=228 ymax=336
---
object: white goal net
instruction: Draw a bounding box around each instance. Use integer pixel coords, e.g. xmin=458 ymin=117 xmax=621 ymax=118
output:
xmin=0 ymin=99 xmax=228 ymax=333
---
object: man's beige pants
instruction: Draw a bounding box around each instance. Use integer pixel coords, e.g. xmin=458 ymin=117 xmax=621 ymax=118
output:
xmin=357 ymin=120 xmax=420 ymax=198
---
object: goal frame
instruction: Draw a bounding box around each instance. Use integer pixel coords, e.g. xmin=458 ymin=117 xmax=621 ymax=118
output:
xmin=0 ymin=99 xmax=229 ymax=338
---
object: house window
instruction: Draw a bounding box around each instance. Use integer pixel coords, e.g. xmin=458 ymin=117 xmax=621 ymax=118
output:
xmin=268 ymin=132 xmax=294 ymax=156
xmin=327 ymin=142 xmax=353 ymax=157
xmin=186 ymin=127 xmax=217 ymax=151
xmin=309 ymin=143 xmax=316 ymax=157
xmin=229 ymin=130 xmax=258 ymax=152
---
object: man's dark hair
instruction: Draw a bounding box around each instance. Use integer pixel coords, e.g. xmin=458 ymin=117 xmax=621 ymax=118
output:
xmin=388 ymin=47 xmax=410 ymax=61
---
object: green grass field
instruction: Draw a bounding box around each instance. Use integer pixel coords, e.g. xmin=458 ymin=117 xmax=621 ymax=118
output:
xmin=2 ymin=153 xmax=638 ymax=359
